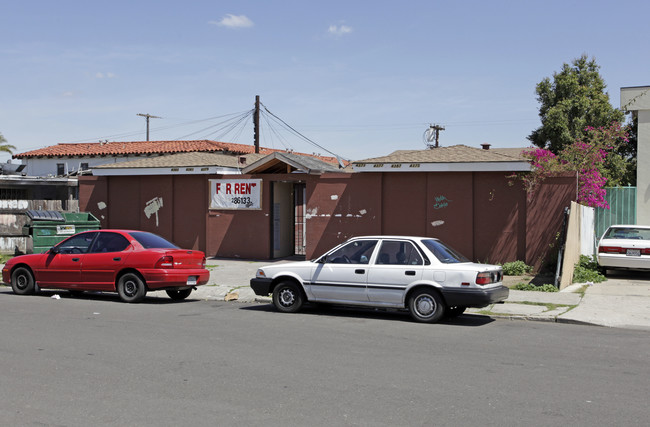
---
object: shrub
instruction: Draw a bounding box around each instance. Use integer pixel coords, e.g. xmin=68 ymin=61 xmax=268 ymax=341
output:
xmin=513 ymin=283 xmax=559 ymax=292
xmin=573 ymin=255 xmax=606 ymax=283
xmin=502 ymin=260 xmax=533 ymax=276
xmin=573 ymin=267 xmax=605 ymax=283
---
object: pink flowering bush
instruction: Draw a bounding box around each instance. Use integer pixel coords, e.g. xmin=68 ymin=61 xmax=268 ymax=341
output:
xmin=517 ymin=123 xmax=629 ymax=208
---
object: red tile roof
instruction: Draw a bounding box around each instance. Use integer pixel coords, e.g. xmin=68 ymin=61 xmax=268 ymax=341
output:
xmin=14 ymin=140 xmax=341 ymax=164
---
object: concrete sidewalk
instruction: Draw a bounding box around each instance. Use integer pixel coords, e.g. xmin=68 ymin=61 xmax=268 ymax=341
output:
xmin=154 ymin=258 xmax=650 ymax=331
xmin=556 ymin=276 xmax=650 ymax=330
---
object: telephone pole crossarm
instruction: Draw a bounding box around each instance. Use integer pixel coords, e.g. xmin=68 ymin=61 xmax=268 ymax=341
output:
xmin=137 ymin=113 xmax=161 ymax=141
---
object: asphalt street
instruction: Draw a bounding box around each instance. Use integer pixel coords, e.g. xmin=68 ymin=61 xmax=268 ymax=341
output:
xmin=1 ymin=289 xmax=649 ymax=426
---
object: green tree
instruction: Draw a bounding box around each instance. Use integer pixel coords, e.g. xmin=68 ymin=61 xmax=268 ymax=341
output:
xmin=0 ymin=132 xmax=17 ymax=154
xmin=528 ymin=55 xmax=624 ymax=153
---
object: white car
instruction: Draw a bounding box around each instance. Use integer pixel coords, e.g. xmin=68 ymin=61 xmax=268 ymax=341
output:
xmin=597 ymin=225 xmax=650 ymax=273
xmin=250 ymin=236 xmax=508 ymax=323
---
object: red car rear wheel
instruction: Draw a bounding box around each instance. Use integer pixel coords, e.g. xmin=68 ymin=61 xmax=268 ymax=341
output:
xmin=117 ymin=273 xmax=146 ymax=303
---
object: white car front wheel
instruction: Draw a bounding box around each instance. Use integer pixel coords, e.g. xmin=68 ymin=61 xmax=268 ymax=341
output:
xmin=272 ymin=281 xmax=304 ymax=313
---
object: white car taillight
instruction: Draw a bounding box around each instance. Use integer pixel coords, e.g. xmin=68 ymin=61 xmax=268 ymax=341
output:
xmin=256 ymin=269 xmax=266 ymax=278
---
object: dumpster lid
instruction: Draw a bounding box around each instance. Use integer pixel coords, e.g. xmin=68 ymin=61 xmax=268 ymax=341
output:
xmin=26 ymin=210 xmax=66 ymax=222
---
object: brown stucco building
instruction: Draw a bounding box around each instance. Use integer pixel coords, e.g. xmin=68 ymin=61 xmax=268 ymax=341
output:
xmin=76 ymin=144 xmax=576 ymax=270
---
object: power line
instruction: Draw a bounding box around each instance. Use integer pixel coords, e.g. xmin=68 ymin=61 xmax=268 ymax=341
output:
xmin=174 ymin=110 xmax=253 ymax=140
xmin=260 ymin=103 xmax=347 ymax=161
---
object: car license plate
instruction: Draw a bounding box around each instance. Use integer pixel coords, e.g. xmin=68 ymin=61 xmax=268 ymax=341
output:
xmin=187 ymin=276 xmax=197 ymax=285
xmin=626 ymin=249 xmax=640 ymax=257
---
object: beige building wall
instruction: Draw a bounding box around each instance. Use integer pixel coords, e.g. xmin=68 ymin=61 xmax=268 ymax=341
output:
xmin=560 ymin=201 xmax=582 ymax=290
xmin=621 ymin=86 xmax=650 ymax=224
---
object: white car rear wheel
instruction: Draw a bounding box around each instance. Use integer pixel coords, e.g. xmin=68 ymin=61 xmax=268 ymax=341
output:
xmin=408 ymin=289 xmax=445 ymax=323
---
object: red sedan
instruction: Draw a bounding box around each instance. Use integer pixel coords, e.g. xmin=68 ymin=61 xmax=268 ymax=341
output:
xmin=2 ymin=230 xmax=210 ymax=303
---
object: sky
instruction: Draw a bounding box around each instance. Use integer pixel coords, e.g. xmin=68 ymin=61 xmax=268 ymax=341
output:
xmin=1 ymin=0 xmax=649 ymax=164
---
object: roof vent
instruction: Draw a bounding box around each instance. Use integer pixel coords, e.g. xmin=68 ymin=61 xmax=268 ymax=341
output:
xmin=481 ymin=143 xmax=491 ymax=150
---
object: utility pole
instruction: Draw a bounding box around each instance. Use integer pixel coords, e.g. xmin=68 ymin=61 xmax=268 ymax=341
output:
xmin=253 ymin=96 xmax=260 ymax=153
xmin=137 ymin=113 xmax=161 ymax=141
xmin=428 ymin=124 xmax=445 ymax=148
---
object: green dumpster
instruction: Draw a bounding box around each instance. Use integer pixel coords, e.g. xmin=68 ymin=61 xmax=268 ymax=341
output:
xmin=24 ymin=210 xmax=101 ymax=254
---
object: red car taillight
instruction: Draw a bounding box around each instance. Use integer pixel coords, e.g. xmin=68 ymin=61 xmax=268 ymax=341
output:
xmin=599 ymin=246 xmax=650 ymax=255
xmin=599 ymin=246 xmax=624 ymax=254
xmin=476 ymin=272 xmax=491 ymax=285
xmin=201 ymin=257 xmax=206 ymax=268
xmin=155 ymin=256 xmax=174 ymax=268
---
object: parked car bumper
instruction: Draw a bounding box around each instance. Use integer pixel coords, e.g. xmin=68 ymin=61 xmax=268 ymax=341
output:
xmin=140 ymin=268 xmax=210 ymax=290
xmin=597 ymin=254 xmax=650 ymax=270
xmin=440 ymin=285 xmax=509 ymax=308
xmin=250 ymin=278 xmax=274 ymax=295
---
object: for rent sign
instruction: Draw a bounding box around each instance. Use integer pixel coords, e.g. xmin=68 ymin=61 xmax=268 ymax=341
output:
xmin=209 ymin=179 xmax=262 ymax=209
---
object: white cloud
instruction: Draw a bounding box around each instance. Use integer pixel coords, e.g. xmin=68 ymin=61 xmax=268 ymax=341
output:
xmin=209 ymin=14 xmax=254 ymax=28
xmin=95 ymin=72 xmax=116 ymax=79
xmin=328 ymin=24 xmax=352 ymax=36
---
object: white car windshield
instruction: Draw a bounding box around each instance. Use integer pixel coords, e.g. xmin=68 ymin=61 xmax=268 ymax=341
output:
xmin=421 ymin=239 xmax=470 ymax=264
xmin=604 ymin=227 xmax=650 ymax=240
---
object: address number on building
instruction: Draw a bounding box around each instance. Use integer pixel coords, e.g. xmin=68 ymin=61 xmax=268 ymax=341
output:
xmin=209 ymin=179 xmax=262 ymax=210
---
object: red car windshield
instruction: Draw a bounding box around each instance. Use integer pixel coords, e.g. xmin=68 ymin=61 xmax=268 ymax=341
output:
xmin=129 ymin=232 xmax=179 ymax=249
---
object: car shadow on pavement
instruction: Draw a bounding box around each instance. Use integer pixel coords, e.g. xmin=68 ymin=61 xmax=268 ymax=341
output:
xmin=603 ymin=269 xmax=650 ymax=280
xmin=240 ymin=303 xmax=495 ymax=326
xmin=0 ymin=288 xmax=196 ymax=305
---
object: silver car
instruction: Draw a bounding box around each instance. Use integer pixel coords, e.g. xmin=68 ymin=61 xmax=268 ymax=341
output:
xmin=250 ymin=236 xmax=508 ymax=323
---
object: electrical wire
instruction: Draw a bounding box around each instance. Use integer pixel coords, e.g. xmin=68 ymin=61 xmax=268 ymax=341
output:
xmin=261 ymin=111 xmax=295 ymax=152
xmin=260 ymin=103 xmax=346 ymax=160
xmin=174 ymin=110 xmax=253 ymax=140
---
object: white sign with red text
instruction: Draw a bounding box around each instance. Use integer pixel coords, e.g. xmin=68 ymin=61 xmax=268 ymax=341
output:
xmin=209 ymin=179 xmax=262 ymax=210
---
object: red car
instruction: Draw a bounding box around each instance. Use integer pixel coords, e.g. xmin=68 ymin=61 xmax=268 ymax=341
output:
xmin=2 ymin=229 xmax=210 ymax=303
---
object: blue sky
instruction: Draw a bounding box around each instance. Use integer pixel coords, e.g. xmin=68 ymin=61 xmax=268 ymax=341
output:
xmin=1 ymin=0 xmax=649 ymax=163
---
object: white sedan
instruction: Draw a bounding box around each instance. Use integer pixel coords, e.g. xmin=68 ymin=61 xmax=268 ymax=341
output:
xmin=597 ymin=225 xmax=650 ymax=273
xmin=250 ymin=236 xmax=508 ymax=323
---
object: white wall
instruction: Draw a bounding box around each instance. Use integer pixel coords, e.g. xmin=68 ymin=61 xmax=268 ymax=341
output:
xmin=621 ymin=86 xmax=650 ymax=224
xmin=21 ymin=155 xmax=156 ymax=177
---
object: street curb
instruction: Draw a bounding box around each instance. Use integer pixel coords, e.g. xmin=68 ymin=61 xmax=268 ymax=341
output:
xmin=484 ymin=312 xmax=605 ymax=328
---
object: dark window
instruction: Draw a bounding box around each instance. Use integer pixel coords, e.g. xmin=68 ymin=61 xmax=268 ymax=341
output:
xmin=55 ymin=232 xmax=98 ymax=254
xmin=324 ymin=240 xmax=378 ymax=264
xmin=376 ymin=241 xmax=423 ymax=265
xmin=422 ymin=239 xmax=470 ymax=264
xmin=89 ymin=232 xmax=130 ymax=253
xmin=56 ymin=164 xmax=65 ymax=175
xmin=80 ymin=163 xmax=89 ymax=171
xmin=129 ymin=231 xmax=178 ymax=249
xmin=0 ymin=188 xmax=28 ymax=200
